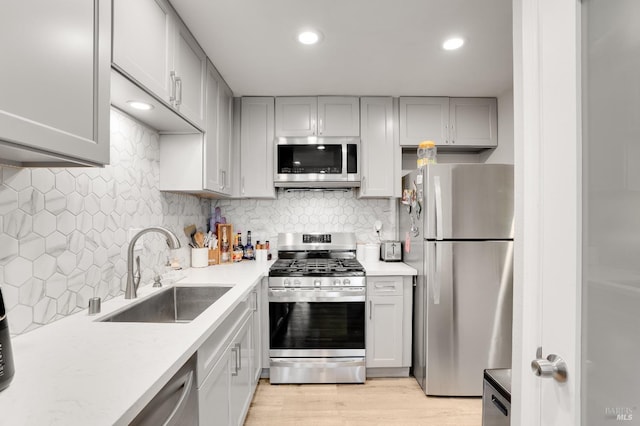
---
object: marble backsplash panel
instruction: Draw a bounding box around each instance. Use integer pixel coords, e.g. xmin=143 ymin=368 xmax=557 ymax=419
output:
xmin=0 ymin=109 xmax=209 ymax=335
xmin=212 ymin=191 xmax=398 ymax=250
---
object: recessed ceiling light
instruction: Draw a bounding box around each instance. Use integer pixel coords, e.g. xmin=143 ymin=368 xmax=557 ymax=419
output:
xmin=127 ymin=100 xmax=154 ymax=111
xmin=298 ymin=30 xmax=321 ymax=45
xmin=442 ymin=37 xmax=464 ymax=51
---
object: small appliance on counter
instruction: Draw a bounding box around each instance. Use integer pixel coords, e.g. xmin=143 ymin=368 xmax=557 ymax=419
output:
xmin=0 ymin=287 xmax=15 ymax=392
xmin=380 ymin=240 xmax=402 ymax=262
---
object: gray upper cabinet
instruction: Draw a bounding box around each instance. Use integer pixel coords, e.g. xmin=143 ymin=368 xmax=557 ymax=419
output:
xmin=359 ymin=97 xmax=397 ymax=198
xmin=399 ymin=97 xmax=497 ymax=148
xmin=0 ymin=0 xmax=111 ymax=167
xmin=159 ymin=61 xmax=232 ymax=197
xmin=275 ymin=96 xmax=359 ymax=137
xmin=203 ymin=61 xmax=232 ymax=194
xmin=448 ymin=98 xmax=498 ymax=148
xmin=112 ymin=0 xmax=174 ymax=103
xmin=113 ymin=0 xmax=205 ymax=129
xmin=399 ymin=97 xmax=449 ymax=147
xmin=173 ymin=19 xmax=206 ymax=128
xmin=240 ymin=97 xmax=276 ymax=199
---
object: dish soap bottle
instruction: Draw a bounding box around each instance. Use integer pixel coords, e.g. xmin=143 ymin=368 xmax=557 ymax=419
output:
xmin=0 ymin=287 xmax=15 ymax=392
xmin=417 ymin=140 xmax=437 ymax=167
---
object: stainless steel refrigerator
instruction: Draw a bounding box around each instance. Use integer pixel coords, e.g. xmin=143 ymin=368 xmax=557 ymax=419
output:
xmin=400 ymin=164 xmax=514 ymax=396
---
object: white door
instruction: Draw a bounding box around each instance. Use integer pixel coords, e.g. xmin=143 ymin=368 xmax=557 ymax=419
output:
xmin=515 ymin=1 xmax=640 ymax=425
xmin=513 ymin=0 xmax=580 ymax=425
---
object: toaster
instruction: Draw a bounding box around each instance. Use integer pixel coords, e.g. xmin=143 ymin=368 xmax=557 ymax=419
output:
xmin=380 ymin=241 xmax=402 ymax=262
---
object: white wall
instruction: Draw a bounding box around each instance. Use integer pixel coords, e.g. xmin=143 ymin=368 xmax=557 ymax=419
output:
xmin=482 ymin=87 xmax=515 ymax=164
xmin=0 ymin=109 xmax=209 ymax=335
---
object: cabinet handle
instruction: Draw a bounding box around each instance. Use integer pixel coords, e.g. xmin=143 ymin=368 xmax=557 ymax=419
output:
xmin=175 ymin=76 xmax=183 ymax=106
xmin=231 ymin=347 xmax=238 ymax=376
xmin=236 ymin=343 xmax=242 ymax=371
xmin=311 ymin=118 xmax=316 ymax=135
xmin=319 ymin=118 xmax=323 ymax=135
xmin=374 ymin=283 xmax=396 ymax=291
xmin=444 ymin=124 xmax=449 ymax=144
xmin=170 ymin=71 xmax=176 ymax=103
xmin=369 ymin=300 xmax=372 ymax=320
xmin=251 ymin=291 xmax=258 ymax=312
xmin=220 ymin=170 xmax=226 ymax=190
xmin=241 ymin=176 xmax=245 ymax=195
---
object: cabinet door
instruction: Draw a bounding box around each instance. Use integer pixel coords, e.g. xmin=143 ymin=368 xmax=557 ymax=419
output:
xmin=198 ymin=349 xmax=232 ymax=426
xmin=0 ymin=0 xmax=110 ymax=166
xmin=204 ymin=63 xmax=221 ymax=192
xmin=317 ymin=96 xmax=360 ymax=136
xmin=359 ymin=97 xmax=395 ymax=198
xmin=173 ymin=19 xmax=206 ymax=128
xmin=230 ymin=318 xmax=253 ymax=426
xmin=399 ymin=97 xmax=450 ymax=146
xmin=250 ymin=288 xmax=262 ymax=384
xmin=366 ymin=277 xmax=404 ymax=368
xmin=218 ymin=83 xmax=234 ymax=195
xmin=240 ymin=97 xmax=276 ymax=198
xmin=449 ymin=98 xmax=498 ymax=147
xmin=275 ymin=97 xmax=317 ymax=136
xmin=113 ymin=0 xmax=174 ymax=103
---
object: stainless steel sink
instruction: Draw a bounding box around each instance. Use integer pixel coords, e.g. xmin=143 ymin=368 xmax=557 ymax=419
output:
xmin=100 ymin=286 xmax=232 ymax=323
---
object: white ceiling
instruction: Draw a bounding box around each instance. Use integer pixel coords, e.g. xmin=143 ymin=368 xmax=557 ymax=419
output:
xmin=170 ymin=0 xmax=513 ymax=97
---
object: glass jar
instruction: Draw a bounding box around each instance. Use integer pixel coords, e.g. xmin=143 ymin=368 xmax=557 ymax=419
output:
xmin=417 ymin=140 xmax=437 ymax=167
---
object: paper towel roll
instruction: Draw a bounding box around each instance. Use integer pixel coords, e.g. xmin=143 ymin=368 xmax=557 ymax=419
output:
xmin=364 ymin=243 xmax=380 ymax=263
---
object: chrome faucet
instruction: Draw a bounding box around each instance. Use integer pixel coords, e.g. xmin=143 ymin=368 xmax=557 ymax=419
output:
xmin=125 ymin=227 xmax=181 ymax=299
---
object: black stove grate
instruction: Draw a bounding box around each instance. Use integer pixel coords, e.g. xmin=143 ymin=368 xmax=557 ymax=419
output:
xmin=269 ymin=257 xmax=365 ymax=277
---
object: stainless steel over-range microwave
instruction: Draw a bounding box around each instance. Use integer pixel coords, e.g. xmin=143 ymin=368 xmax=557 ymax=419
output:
xmin=274 ymin=137 xmax=361 ymax=188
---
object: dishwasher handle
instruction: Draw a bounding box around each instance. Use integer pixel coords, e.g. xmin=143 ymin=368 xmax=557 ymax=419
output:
xmin=163 ymin=371 xmax=194 ymax=426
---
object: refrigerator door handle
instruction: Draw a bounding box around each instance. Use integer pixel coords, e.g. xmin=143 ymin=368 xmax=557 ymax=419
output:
xmin=433 ymin=243 xmax=442 ymax=304
xmin=434 ymin=176 xmax=444 ymax=241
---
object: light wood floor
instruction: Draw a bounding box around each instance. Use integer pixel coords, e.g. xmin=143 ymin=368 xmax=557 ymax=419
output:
xmin=244 ymin=378 xmax=482 ymax=426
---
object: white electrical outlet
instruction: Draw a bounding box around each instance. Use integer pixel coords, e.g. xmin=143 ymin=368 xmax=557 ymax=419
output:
xmin=128 ymin=228 xmax=144 ymax=251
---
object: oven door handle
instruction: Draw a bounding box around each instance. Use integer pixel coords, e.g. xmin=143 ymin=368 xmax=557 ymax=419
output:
xmin=268 ymin=289 xmax=365 ymax=303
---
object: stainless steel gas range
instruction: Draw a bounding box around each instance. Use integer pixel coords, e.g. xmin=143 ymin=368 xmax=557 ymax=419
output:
xmin=268 ymin=232 xmax=366 ymax=384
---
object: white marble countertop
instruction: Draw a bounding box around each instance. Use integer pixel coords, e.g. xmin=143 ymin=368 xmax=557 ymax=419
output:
xmin=361 ymin=260 xmax=417 ymax=276
xmin=0 ymin=259 xmax=415 ymax=425
xmin=0 ymin=260 xmax=273 ymax=426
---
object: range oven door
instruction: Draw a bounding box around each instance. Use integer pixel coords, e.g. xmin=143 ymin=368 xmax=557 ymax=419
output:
xmin=268 ymin=287 xmax=366 ymax=383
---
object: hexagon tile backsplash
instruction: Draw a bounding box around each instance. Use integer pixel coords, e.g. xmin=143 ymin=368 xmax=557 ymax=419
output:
xmin=212 ymin=192 xmax=398 ymax=251
xmin=0 ymin=109 xmax=209 ymax=335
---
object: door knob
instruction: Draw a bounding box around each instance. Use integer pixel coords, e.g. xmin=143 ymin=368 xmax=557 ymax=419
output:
xmin=531 ymin=347 xmax=567 ymax=382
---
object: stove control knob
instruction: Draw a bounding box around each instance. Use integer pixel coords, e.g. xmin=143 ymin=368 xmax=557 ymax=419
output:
xmin=343 ymin=279 xmax=351 ymax=286
xmin=314 ymin=279 xmax=322 ymax=287
xmin=333 ymin=279 xmax=342 ymax=286
xmin=294 ymin=279 xmax=301 ymax=287
xmin=283 ymin=279 xmax=291 ymax=287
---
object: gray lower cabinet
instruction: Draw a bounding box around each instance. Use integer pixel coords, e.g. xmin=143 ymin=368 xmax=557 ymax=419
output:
xmin=366 ymin=276 xmax=413 ymax=376
xmin=197 ymin=288 xmax=259 ymax=425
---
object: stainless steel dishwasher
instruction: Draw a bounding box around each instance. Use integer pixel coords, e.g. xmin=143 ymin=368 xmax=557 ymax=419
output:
xmin=482 ymin=368 xmax=511 ymax=426
xmin=130 ymin=354 xmax=198 ymax=426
